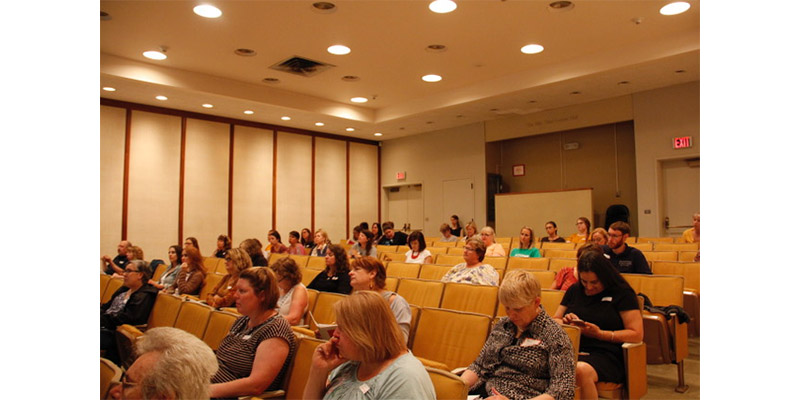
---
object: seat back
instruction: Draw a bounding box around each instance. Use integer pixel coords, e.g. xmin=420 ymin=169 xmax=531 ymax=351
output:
xmin=384 ymin=277 xmax=399 ymax=292
xmin=203 ymin=257 xmax=223 ymax=275
xmin=100 ymin=357 xmax=122 ymax=399
xmin=151 ymin=263 xmax=168 ymax=281
xmin=301 ymin=268 xmax=320 ymax=287
xmin=288 ymin=254 xmax=310 ymax=267
xmin=540 ymin=289 xmax=565 ymax=316
xmin=622 ymin=274 xmax=684 ymax=307
xmin=100 ymin=274 xmax=112 ymax=301
xmin=440 ymin=282 xmax=498 ymax=316
xmin=435 ymin=254 xmax=464 ymax=265
xmin=548 ymin=258 xmax=577 ymax=271
xmin=312 ymin=291 xmax=348 ymax=324
xmin=446 ymin=246 xmax=466 ymax=255
xmin=418 ymin=264 xmax=454 ymax=281
xmin=560 ymin=324 xmax=581 ymax=362
xmin=410 ymin=307 xmax=491 ymax=370
xmin=651 ymin=262 xmax=700 ymax=292
xmin=637 ymin=237 xmax=674 ymax=244
xmin=541 ymin=242 xmax=576 ymax=250
xmin=653 ymin=242 xmax=699 ymax=252
xmin=284 ymin=335 xmax=326 ymax=399
xmin=173 ymin=300 xmax=213 ymax=338
xmin=527 ymin=270 xmax=556 ymax=289
xmin=269 ymin=252 xmax=288 ymax=266
xmin=102 ymin=278 xmax=124 ymax=304
xmin=202 ymin=310 xmax=239 ymax=351
xmin=543 ymin=249 xmax=578 ymax=259
xmin=306 ymin=256 xmax=326 ymax=269
xmin=433 ymin=241 xmax=456 ymax=248
xmin=376 ymin=245 xmax=398 ymax=254
xmin=627 ymin=242 xmax=653 ymax=252
xmin=306 ymin=289 xmax=319 ymax=319
xmin=640 ymin=251 xmax=678 ymax=262
xmin=426 ymin=247 xmax=449 ymax=256
xmin=386 ymin=262 xmax=422 ymax=278
xmin=397 ymin=278 xmax=445 ymax=308
xmin=506 ymin=257 xmax=549 ymax=272
xmin=482 ymin=256 xmax=508 ymax=272
xmin=426 ymin=367 xmax=469 ymax=400
xmin=147 ymin=292 xmax=184 ymax=328
xmin=380 ymin=252 xmax=407 ymax=262
xmin=679 ymin=251 xmax=698 ymax=262
xmin=198 ymin=273 xmax=225 ymax=302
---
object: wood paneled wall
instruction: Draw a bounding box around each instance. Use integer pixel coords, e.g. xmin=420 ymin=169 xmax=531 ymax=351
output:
xmin=100 ymin=100 xmax=380 ymax=261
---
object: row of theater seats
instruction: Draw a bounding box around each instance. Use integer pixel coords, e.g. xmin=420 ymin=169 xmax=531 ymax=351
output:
xmin=380 ymin=234 xmax=697 ymax=249
xmin=378 ymin=246 xmax=699 ymax=263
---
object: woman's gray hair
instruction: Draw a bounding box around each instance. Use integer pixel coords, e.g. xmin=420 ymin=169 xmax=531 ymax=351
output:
xmin=136 ymin=327 xmax=219 ymax=400
xmin=498 ymin=269 xmax=542 ymax=309
xmin=129 ymin=260 xmax=151 ymax=284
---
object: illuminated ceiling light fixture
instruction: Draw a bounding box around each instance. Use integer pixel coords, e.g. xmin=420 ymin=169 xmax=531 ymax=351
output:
xmin=429 ymin=0 xmax=457 ymax=13
xmin=243 ymin=110 xmax=254 ymax=115
xmin=422 ymin=74 xmax=442 ymax=82
xmin=202 ymin=103 xmax=214 ymax=108
xmin=193 ymin=4 xmax=222 ymax=18
xmin=155 ymin=95 xmax=168 ymax=100
xmin=660 ymin=2 xmax=690 ymax=15
xmin=350 ymin=97 xmax=368 ymax=103
xmin=281 ymin=116 xmax=291 ymax=121
xmin=143 ymin=50 xmax=167 ymax=60
xmin=102 ymin=87 xmax=116 ymax=92
xmin=327 ymin=45 xmax=351 ymax=55
xmin=373 ymin=132 xmax=383 ymax=137
xmin=315 ymin=122 xmax=325 ymax=126
xmin=346 ymin=127 xmax=355 ymax=132
xmin=521 ymin=44 xmax=544 ymax=54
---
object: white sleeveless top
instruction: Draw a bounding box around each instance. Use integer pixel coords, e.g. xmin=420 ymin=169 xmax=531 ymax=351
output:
xmin=276 ymin=283 xmax=306 ymax=326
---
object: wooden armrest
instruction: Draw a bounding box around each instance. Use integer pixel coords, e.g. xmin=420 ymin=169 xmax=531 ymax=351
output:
xmin=415 ymin=356 xmax=450 ymax=371
xmin=622 ymin=342 xmax=647 ymax=400
xmin=239 ymin=389 xmax=285 ymax=399
xmin=450 ymin=367 xmax=468 ymax=376
xmin=668 ymin=313 xmax=689 ymax=361
xmin=183 ymin=295 xmax=201 ymax=302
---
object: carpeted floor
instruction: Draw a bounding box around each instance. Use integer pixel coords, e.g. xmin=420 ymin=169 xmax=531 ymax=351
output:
xmin=642 ymin=336 xmax=700 ymax=399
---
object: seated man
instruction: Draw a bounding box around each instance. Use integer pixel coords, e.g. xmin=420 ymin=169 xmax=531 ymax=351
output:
xmin=603 ymin=221 xmax=651 ymax=274
xmin=377 ymin=221 xmax=408 ymax=246
xmin=109 ymin=327 xmax=219 ymax=400
xmin=101 ymin=240 xmax=130 ymax=275
xmin=101 ymin=260 xmax=158 ymax=364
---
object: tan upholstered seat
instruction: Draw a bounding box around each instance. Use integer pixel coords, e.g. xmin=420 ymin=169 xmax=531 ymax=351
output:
xmin=440 ymin=282 xmax=498 ymax=316
xmin=396 ymin=278 xmax=445 ymax=308
xmin=310 ymin=291 xmax=347 ymax=325
xmin=203 ymin=256 xmax=223 ymax=275
xmin=640 ymin=251 xmax=679 ymax=262
xmin=386 ymin=261 xmax=422 ymax=278
xmin=410 ymin=307 xmax=491 ymax=371
xmin=548 ymin=257 xmax=577 ymax=272
xmin=100 ymin=357 xmax=122 ymax=400
xmin=173 ymin=299 xmax=214 ymax=339
xmin=506 ymin=256 xmax=549 ymax=272
xmin=305 ymin=256 xmax=326 ymax=269
xmin=418 ymin=264 xmax=455 ymax=281
xmin=102 ymin=277 xmax=124 ymax=304
xmin=426 ymin=367 xmax=469 ymax=400
xmin=653 ymin=242 xmax=699 ymax=252
xmin=435 ymin=254 xmax=464 ymax=265
xmin=543 ymin=249 xmax=578 ymax=259
xmin=201 ymin=310 xmax=239 ymax=351
xmin=541 ymin=242 xmax=577 ymax=250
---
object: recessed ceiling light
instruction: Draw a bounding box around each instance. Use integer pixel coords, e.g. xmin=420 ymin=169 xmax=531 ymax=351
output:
xmin=193 ymin=5 xmax=222 ymax=18
xmin=521 ymin=44 xmax=544 ymax=54
xmin=570 ymin=91 xmax=581 ymax=95
xmin=548 ymin=1 xmax=574 ymax=12
xmin=660 ymin=2 xmax=690 ymax=15
xmin=422 ymin=74 xmax=442 ymax=82
xmin=262 ymin=77 xmax=280 ymax=84
xmin=315 ymin=122 xmax=325 ymax=126
xmin=281 ymin=116 xmax=291 ymax=121
xmin=350 ymin=97 xmax=368 ymax=103
xmin=243 ymin=110 xmax=254 ymax=115
xmin=155 ymin=95 xmax=168 ymax=101
xmin=143 ymin=50 xmax=167 ymax=60
xmin=202 ymin=103 xmax=214 ymax=108
xmin=346 ymin=127 xmax=355 ymax=132
xmin=373 ymin=132 xmax=383 ymax=137
xmin=327 ymin=45 xmax=351 ymax=55
xmin=342 ymin=75 xmax=360 ymax=82
xmin=312 ymin=2 xmax=337 ymax=13
xmin=235 ymin=48 xmax=257 ymax=57
xmin=102 ymin=87 xmax=116 ymax=92
xmin=426 ymin=44 xmax=447 ymax=53
xmin=429 ymin=0 xmax=457 ymax=14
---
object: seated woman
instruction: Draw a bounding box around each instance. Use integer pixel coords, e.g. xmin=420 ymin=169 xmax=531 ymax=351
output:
xmin=270 ymin=257 xmax=309 ymax=326
xmin=112 ymin=245 xmax=144 ymax=278
xmin=287 ymin=230 xmax=307 ymax=255
xmin=462 ymin=269 xmax=575 ymax=400
xmin=148 ymin=245 xmax=182 ymax=291
xmin=348 ymin=230 xmax=377 ymax=259
xmin=311 ymin=229 xmax=331 ymax=257
xmin=441 ymin=239 xmax=499 ymax=286
xmin=101 ymin=260 xmax=158 ymax=365
xmin=590 ymin=228 xmax=609 ymax=246
xmin=303 ymin=291 xmax=436 ymax=399
xmin=480 ymin=226 xmax=507 ymax=257
xmin=567 ymin=217 xmax=591 ymax=244
xmin=371 ymin=222 xmax=383 ymax=245
xmin=267 ymin=230 xmax=288 ymax=255
xmin=207 ymin=248 xmax=252 ymax=308
xmin=552 ymin=251 xmax=644 ymax=399
xmin=301 ymin=228 xmax=316 ymax=252
xmin=682 ymin=212 xmax=700 ymax=244
xmin=307 ymin=245 xmax=352 ymax=295
xmin=449 ymin=214 xmax=463 ymax=237
xmin=461 ymin=221 xmax=480 ymax=243
xmin=240 ymin=238 xmax=268 ymax=267
xmin=213 ymin=234 xmax=232 ymax=259
xmin=184 ymin=236 xmax=201 ymax=255
xmin=168 ymin=247 xmax=206 ymax=296
xmin=509 ymin=226 xmax=541 ymax=258
xmin=404 ymin=230 xmax=432 ymax=264
xmin=540 ymin=221 xmax=566 ymax=243
xmin=348 ymin=257 xmax=412 ymax=343
xmin=346 ymin=225 xmax=361 ymax=246
xmin=551 ymin=244 xmax=603 ymax=292
xmin=438 ymin=222 xmax=459 ymax=242
xmin=209 ymin=267 xmax=297 ymax=399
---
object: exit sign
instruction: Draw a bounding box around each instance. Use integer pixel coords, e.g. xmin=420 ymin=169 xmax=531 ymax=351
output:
xmin=396 ymin=171 xmax=406 ymax=180
xmin=673 ymin=136 xmax=693 ymax=149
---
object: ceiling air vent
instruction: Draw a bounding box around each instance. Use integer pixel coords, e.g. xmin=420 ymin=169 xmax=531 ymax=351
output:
xmin=270 ymin=56 xmax=335 ymax=77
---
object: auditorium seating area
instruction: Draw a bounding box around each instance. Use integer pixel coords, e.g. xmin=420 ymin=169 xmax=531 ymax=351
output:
xmin=101 ymin=234 xmax=700 ymax=399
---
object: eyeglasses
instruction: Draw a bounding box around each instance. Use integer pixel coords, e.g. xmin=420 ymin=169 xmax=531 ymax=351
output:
xmin=463 ymin=247 xmax=476 ymax=252
xmin=120 ymin=371 xmax=139 ymax=390
xmin=123 ymin=268 xmax=140 ymax=274
xmin=608 ymin=233 xmax=623 ymax=238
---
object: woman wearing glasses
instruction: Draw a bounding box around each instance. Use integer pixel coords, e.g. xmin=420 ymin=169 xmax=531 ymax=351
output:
xmin=207 ymin=248 xmax=253 ymax=309
xmin=441 ymin=238 xmax=499 ymax=286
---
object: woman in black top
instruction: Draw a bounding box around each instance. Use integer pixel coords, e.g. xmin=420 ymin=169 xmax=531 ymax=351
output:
xmin=449 ymin=215 xmax=463 ymax=237
xmin=214 ymin=234 xmax=232 ymax=258
xmin=540 ymin=221 xmax=567 ymax=243
xmin=307 ymin=245 xmax=352 ymax=295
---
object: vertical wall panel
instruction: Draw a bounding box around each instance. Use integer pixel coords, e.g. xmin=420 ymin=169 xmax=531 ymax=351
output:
xmin=231 ymin=126 xmax=273 ymax=245
xmin=314 ymin=138 xmax=348 ymax=243
xmin=183 ymin=118 xmax=230 ymax=256
xmin=100 ymin=106 xmax=127 ymax=258
xmin=126 ymin=111 xmax=182 ymax=259
xmin=275 ymin=132 xmax=312 ymax=241
xmin=349 ymin=142 xmax=379 ymax=234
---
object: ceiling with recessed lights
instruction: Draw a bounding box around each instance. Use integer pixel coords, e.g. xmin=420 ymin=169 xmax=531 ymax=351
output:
xmin=99 ymin=1 xmax=699 ymax=141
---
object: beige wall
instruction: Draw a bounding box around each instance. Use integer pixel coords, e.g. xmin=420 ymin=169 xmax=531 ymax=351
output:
xmin=100 ymin=103 xmax=380 ymax=260
xmin=632 ymin=81 xmax=700 ymax=237
xmin=380 ymin=122 xmax=487 ymax=237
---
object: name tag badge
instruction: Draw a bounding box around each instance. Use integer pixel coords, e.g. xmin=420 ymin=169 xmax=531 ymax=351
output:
xmin=242 ymin=334 xmax=252 ymax=340
xmin=602 ymin=297 xmax=613 ymax=302
xmin=521 ymin=338 xmax=541 ymax=347
xmin=359 ymin=384 xmax=370 ymax=394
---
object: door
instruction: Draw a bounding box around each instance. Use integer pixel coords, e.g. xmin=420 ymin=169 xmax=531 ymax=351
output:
xmin=385 ymin=184 xmax=424 ymax=231
xmin=659 ymin=158 xmax=700 ymax=237
xmin=442 ymin=178 xmax=475 ymax=229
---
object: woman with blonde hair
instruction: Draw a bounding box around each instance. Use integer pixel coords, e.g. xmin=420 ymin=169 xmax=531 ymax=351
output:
xmin=303 ymin=291 xmax=435 ymax=399
xmin=270 ymin=257 xmax=309 ymax=326
xmin=311 ymin=229 xmax=331 ymax=257
xmin=168 ymin=247 xmax=206 ymax=295
xmin=207 ymin=248 xmax=252 ymax=308
xmin=509 ymin=226 xmax=541 ymax=258
xmin=462 ymin=269 xmax=575 ymax=399
xmin=209 ymin=267 xmax=296 ymax=398
xmin=461 ymin=221 xmax=480 ymax=243
xmin=590 ymin=228 xmax=609 ymax=246
xmin=348 ymin=257 xmax=412 ymax=342
xmin=480 ymin=226 xmax=506 ymax=257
